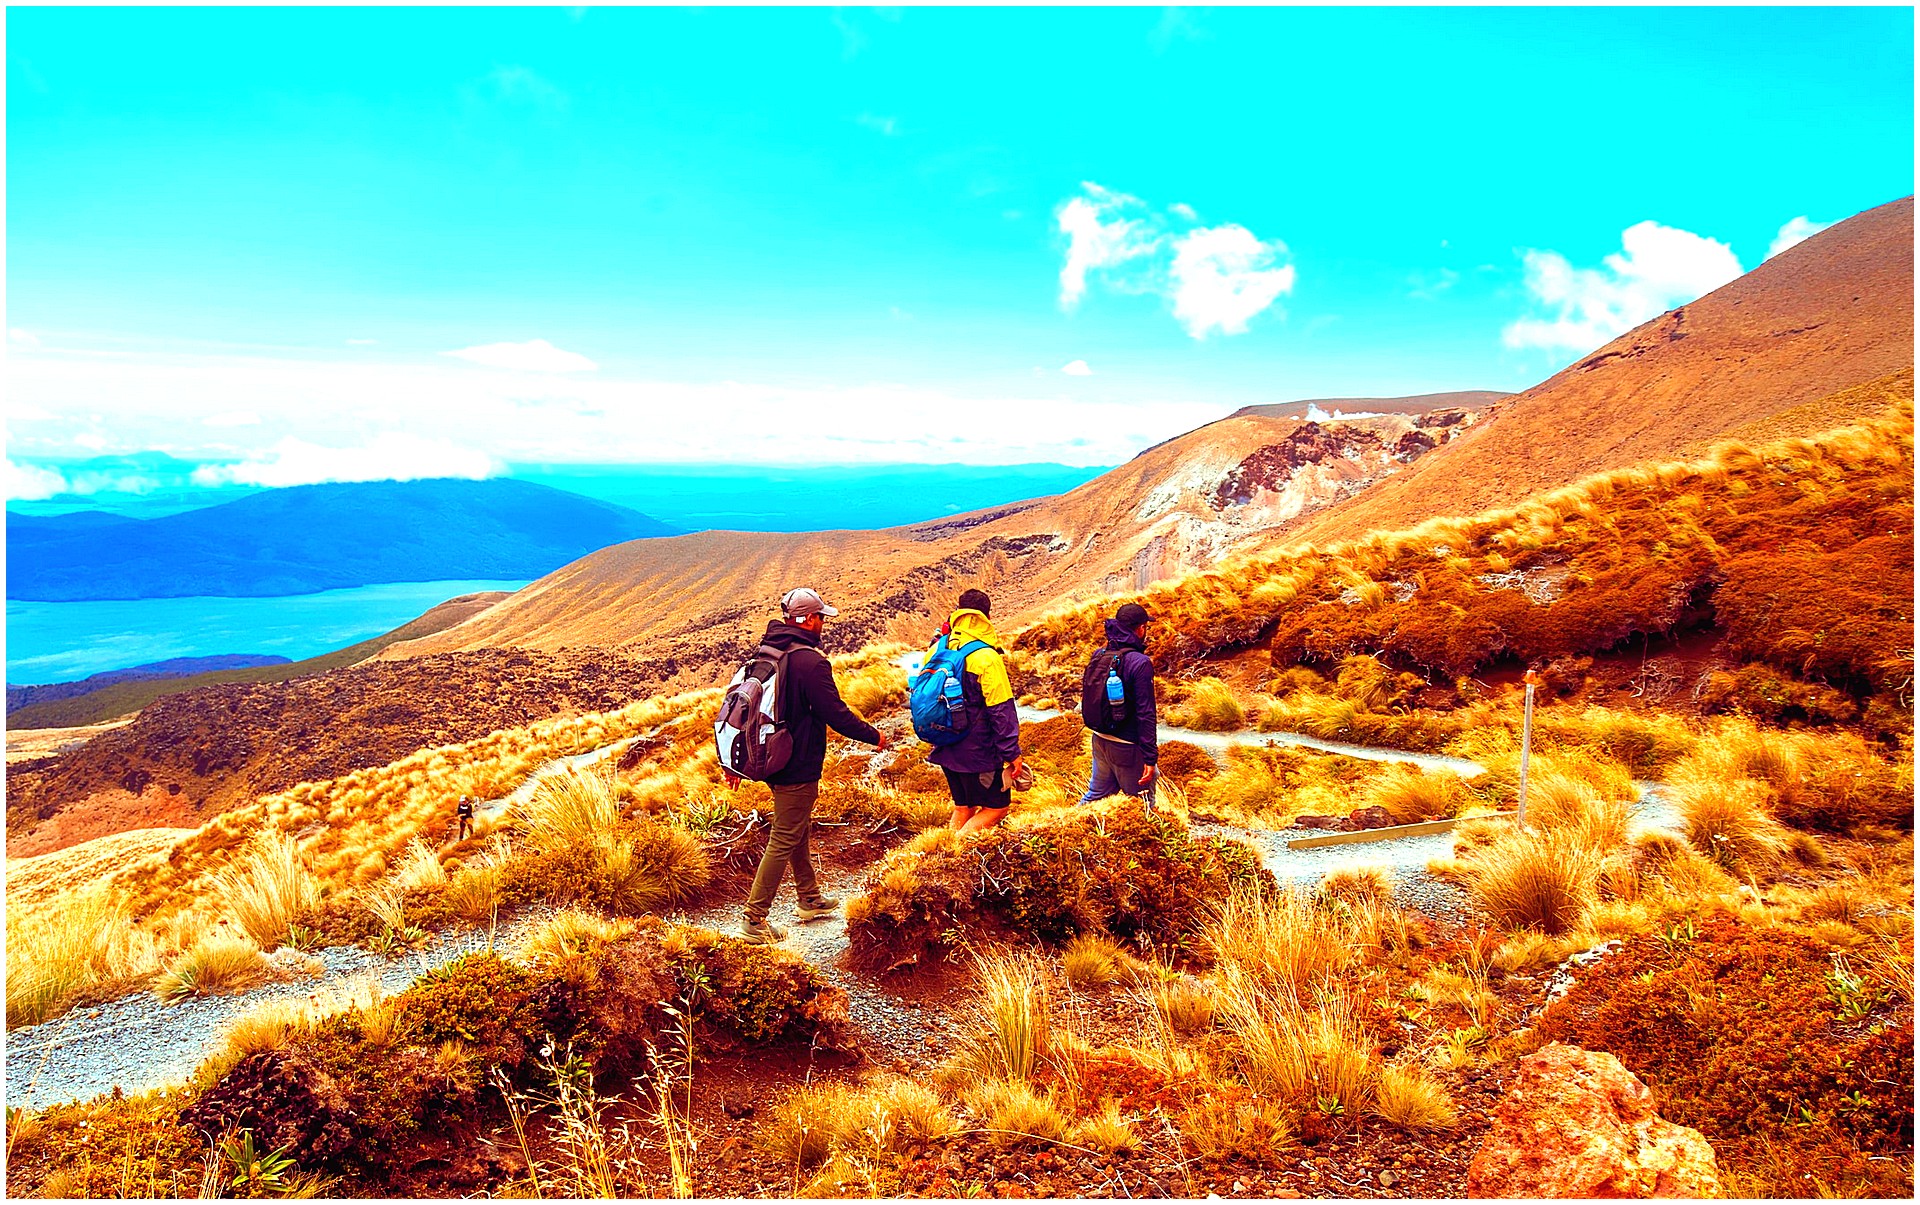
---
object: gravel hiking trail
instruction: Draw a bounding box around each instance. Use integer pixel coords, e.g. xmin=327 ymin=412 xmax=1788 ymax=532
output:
xmin=6 ymin=717 xmax=1683 ymax=1109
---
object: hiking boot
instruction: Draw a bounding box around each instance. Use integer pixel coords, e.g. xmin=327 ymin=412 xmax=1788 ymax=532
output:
xmin=740 ymin=917 xmax=787 ymax=944
xmin=796 ymin=896 xmax=841 ymax=923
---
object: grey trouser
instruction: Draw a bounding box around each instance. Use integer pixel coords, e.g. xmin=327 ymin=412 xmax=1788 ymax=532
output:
xmin=744 ymin=781 xmax=823 ymax=923
xmin=1082 ymin=734 xmax=1155 ymax=807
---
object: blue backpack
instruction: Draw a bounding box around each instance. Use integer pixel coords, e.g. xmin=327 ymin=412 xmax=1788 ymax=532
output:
xmin=908 ymin=633 xmax=991 ymax=746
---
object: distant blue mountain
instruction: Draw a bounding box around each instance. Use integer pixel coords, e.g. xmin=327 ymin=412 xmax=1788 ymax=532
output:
xmin=6 ymin=653 xmax=292 ymax=714
xmin=6 ymin=478 xmax=679 ymax=601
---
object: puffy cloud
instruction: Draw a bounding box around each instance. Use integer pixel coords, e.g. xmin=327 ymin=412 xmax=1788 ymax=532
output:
xmin=442 ymin=338 xmax=598 ymax=373
xmin=1169 ymin=225 xmax=1296 ymax=339
xmin=191 ymin=434 xmax=498 ymax=488
xmin=6 ymin=459 xmax=68 ymax=500
xmin=1060 ymin=359 xmax=1093 ymax=376
xmin=1056 ymin=183 xmax=1156 ymax=308
xmin=9 ymin=328 xmax=42 ymax=348
xmin=1768 ymin=215 xmax=1833 ymax=259
xmin=1055 ymin=183 xmax=1294 ymax=339
xmin=1503 ymin=220 xmax=1743 ymax=355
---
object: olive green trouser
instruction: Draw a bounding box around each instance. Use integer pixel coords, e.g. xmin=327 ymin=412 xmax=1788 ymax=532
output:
xmin=744 ymin=781 xmax=824 ymax=923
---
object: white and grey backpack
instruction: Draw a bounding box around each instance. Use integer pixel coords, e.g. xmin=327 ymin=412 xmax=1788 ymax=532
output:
xmin=714 ymin=644 xmax=796 ymax=780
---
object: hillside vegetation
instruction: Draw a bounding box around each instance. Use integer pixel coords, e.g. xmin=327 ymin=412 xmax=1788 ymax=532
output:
xmin=6 ymin=402 xmax=1911 ymax=1198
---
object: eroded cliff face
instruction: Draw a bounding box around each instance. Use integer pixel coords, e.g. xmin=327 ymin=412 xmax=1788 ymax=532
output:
xmin=1102 ymin=407 xmax=1486 ymax=593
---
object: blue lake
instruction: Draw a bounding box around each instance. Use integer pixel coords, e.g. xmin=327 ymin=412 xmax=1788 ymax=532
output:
xmin=5 ymin=579 xmax=529 ymax=685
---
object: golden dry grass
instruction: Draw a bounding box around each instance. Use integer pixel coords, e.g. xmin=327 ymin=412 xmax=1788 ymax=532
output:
xmin=1166 ymin=678 xmax=1246 ymax=732
xmin=519 ymin=908 xmax=637 ymax=967
xmin=1467 ymin=829 xmax=1602 ymax=934
xmin=953 ymin=949 xmax=1054 ymax=1085
xmin=154 ymin=932 xmax=267 ymax=1002
xmin=1202 ymin=885 xmax=1347 ymax=988
xmin=209 ymin=829 xmax=322 ymax=949
xmin=1364 ymin=766 xmax=1468 ymax=824
xmin=5 ymin=888 xmax=160 ymax=1029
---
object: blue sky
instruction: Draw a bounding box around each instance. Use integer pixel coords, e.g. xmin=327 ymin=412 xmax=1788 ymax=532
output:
xmin=6 ymin=5 xmax=1913 ymax=492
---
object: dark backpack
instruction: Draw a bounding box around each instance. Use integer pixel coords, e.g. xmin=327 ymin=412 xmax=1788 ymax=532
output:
xmin=714 ymin=644 xmax=796 ymax=780
xmin=1081 ymin=649 xmax=1134 ymax=737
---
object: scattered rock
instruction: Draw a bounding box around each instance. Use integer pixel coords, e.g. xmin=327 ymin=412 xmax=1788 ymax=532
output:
xmin=722 ymin=1097 xmax=755 ymax=1120
xmin=1378 ymin=1169 xmax=1395 ymax=1188
xmin=1468 ymin=1041 xmax=1719 ymax=1198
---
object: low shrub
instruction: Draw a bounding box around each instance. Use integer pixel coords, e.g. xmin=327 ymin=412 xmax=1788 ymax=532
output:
xmin=1537 ymin=917 xmax=1913 ymax=1197
xmin=846 ymin=798 xmax=1269 ymax=972
xmin=156 ymin=932 xmax=269 ymax=1002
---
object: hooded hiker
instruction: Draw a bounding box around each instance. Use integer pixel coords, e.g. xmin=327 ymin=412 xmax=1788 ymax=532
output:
xmin=455 ymin=794 xmax=475 ymax=841
xmin=910 ymin=588 xmax=1026 ymax=833
xmin=716 ymin=586 xmax=889 ymax=945
xmin=1079 ymin=602 xmax=1159 ymax=808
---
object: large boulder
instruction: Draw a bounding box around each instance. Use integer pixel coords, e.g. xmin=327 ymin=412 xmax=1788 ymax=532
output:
xmin=1469 ymin=1042 xmax=1719 ymax=1199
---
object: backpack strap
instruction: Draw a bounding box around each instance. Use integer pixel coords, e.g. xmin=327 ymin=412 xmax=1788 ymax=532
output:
xmin=952 ymin=639 xmax=991 ymax=664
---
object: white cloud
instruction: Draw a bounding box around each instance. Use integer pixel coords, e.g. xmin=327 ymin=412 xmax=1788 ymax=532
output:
xmin=1055 ymin=182 xmax=1294 ymax=338
xmin=1768 ymin=215 xmax=1833 ymax=259
xmin=203 ymin=410 xmax=262 ymax=428
xmin=1056 ymin=183 xmax=1156 ymax=309
xmin=1061 ymin=359 xmax=1093 ymax=376
xmin=9 ymin=328 xmax=42 ymax=349
xmin=443 ymin=338 xmax=598 ymax=373
xmin=856 ymin=113 xmax=900 ymax=136
xmin=6 ymin=459 xmax=68 ymax=500
xmin=191 ymin=434 xmax=498 ymax=488
xmin=6 ymin=348 xmax=1224 ymax=469
xmin=1169 ymin=225 xmax=1296 ymax=339
xmin=8 ymin=403 xmax=56 ymax=421
xmin=1503 ymin=220 xmax=1744 ymax=355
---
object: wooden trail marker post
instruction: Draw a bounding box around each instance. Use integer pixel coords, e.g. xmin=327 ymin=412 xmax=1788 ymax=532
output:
xmin=1517 ymin=669 xmax=1538 ymax=829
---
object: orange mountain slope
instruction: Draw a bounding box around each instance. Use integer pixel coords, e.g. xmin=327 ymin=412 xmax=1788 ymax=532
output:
xmin=380 ymin=396 xmax=1496 ymax=670
xmin=1285 ymin=196 xmax=1914 ymax=546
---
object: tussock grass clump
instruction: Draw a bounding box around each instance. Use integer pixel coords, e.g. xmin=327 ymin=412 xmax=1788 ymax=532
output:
xmin=1673 ymin=777 xmax=1789 ymax=871
xmin=442 ymin=843 xmax=508 ymax=922
xmin=505 ymin=769 xmax=712 ymax=914
xmin=965 ymin=1078 xmax=1069 ymax=1145
xmin=1066 ymin=1101 xmax=1138 ymax=1154
xmin=6 ymin=890 xmax=160 ymax=1029
xmin=1061 ymin=932 xmax=1135 ymax=987
xmin=1319 ymin=864 xmax=1396 ymax=907
xmin=952 ymin=950 xmax=1053 ymax=1084
xmin=519 ymin=908 xmax=636 ymax=968
xmin=1166 ymin=677 xmax=1246 ymax=732
xmin=1364 ymin=766 xmax=1468 ymax=824
xmin=210 ymin=829 xmax=322 ymax=950
xmin=1146 ymin=974 xmax=1216 ymax=1035
xmin=1372 ymin=1063 xmax=1458 ymax=1130
xmin=155 ymin=933 xmax=268 ymax=1002
xmin=761 ymin=1075 xmax=957 ymax=1166
xmin=1215 ymin=968 xmax=1378 ymax=1112
xmin=391 ymin=838 xmax=448 ymax=892
xmin=1468 ymin=829 xmax=1601 ymax=934
xmin=1179 ymin=1094 xmax=1294 ymax=1161
xmin=1203 ymin=885 xmax=1347 ymax=988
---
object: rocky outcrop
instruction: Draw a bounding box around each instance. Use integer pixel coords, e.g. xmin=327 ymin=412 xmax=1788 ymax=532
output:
xmin=1468 ymin=1042 xmax=1718 ymax=1199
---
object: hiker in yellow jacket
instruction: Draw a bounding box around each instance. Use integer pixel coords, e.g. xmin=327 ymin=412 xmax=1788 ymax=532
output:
xmin=926 ymin=589 xmax=1028 ymax=833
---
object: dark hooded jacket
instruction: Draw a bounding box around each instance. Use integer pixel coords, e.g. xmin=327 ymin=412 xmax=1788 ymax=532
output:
xmin=758 ymin=620 xmax=883 ymax=786
xmin=1092 ymin=618 xmax=1159 ymax=764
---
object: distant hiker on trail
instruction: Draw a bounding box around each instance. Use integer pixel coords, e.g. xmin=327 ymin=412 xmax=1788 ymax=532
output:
xmin=911 ymin=588 xmax=1026 ymax=834
xmin=455 ymin=795 xmax=475 ymax=841
xmin=1079 ymin=602 xmax=1159 ymax=809
xmin=715 ymin=586 xmax=889 ymax=945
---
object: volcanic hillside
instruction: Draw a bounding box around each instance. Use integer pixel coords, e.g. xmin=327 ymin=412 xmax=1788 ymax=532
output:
xmin=382 ymin=197 xmax=1913 ymax=679
xmin=1286 ymin=196 xmax=1915 ymax=545
xmin=381 ymin=396 xmax=1498 ymax=674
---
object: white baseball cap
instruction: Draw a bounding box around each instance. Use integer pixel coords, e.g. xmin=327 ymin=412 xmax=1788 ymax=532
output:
xmin=782 ymin=587 xmax=839 ymax=620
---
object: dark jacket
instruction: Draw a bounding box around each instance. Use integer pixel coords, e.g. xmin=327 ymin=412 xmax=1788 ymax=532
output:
xmin=924 ymin=609 xmax=1023 ymax=775
xmin=1095 ymin=618 xmax=1159 ymax=764
xmin=759 ymin=621 xmax=882 ymax=786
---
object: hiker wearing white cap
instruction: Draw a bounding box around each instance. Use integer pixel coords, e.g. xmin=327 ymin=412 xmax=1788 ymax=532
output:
xmin=736 ymin=586 xmax=889 ymax=944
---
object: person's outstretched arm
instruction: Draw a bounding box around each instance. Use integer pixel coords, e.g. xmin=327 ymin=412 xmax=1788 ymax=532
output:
xmin=797 ymin=650 xmax=884 ymax=745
